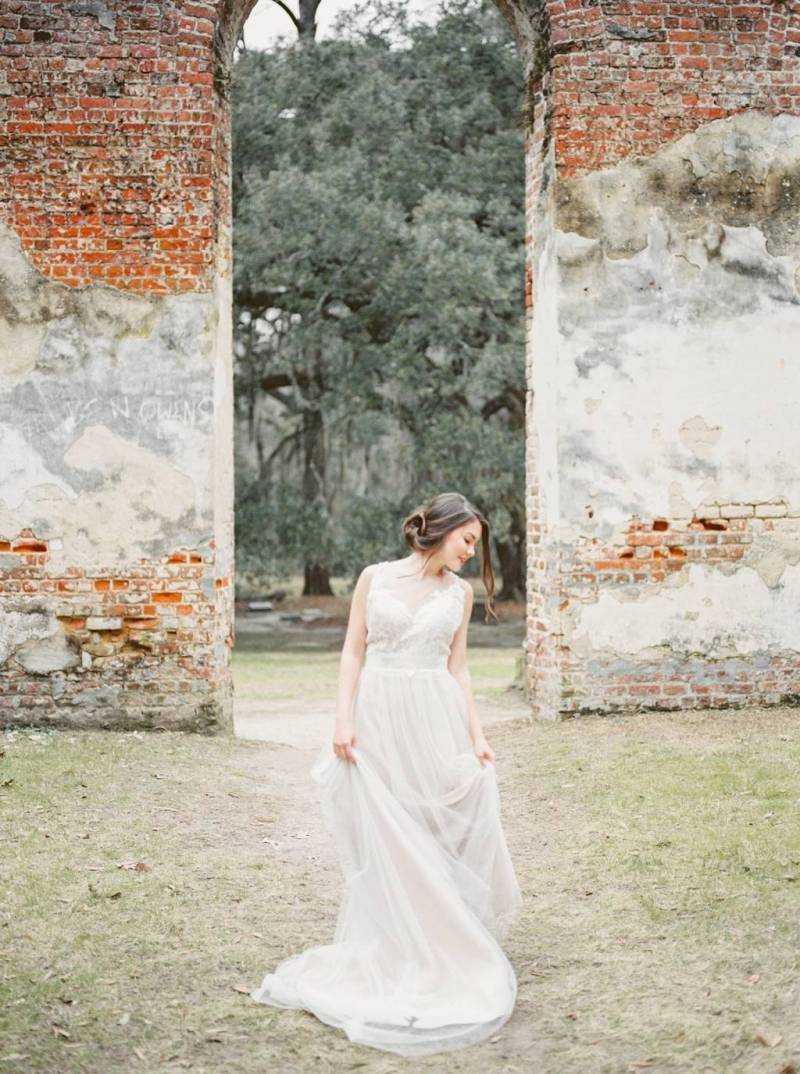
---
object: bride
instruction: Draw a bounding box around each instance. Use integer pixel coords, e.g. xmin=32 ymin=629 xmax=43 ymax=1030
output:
xmin=250 ymin=491 xmax=522 ymax=1056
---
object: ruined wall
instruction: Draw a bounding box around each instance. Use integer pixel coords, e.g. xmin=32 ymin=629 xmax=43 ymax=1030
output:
xmin=499 ymin=0 xmax=800 ymax=717
xmin=4 ymin=0 xmax=799 ymax=728
xmin=0 ymin=1 xmax=255 ymax=730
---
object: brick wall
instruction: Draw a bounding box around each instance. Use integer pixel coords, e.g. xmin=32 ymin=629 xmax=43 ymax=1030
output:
xmin=0 ymin=1 xmax=254 ymax=731
xmin=548 ymin=1 xmax=800 ymax=175
xmin=508 ymin=0 xmax=800 ymax=718
xmin=0 ymin=1 xmax=242 ymax=293
xmin=0 ymin=533 xmax=229 ymax=728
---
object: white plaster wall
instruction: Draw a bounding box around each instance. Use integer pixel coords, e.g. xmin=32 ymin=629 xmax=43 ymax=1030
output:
xmin=0 ymin=224 xmax=222 ymax=569
xmin=557 ymin=299 xmax=800 ymax=538
xmin=571 ymin=561 xmax=800 ymax=660
xmin=553 ymin=113 xmax=800 ymax=545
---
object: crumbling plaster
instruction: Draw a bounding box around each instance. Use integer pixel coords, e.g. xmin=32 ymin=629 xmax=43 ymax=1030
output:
xmin=0 ymin=223 xmax=227 ymax=569
xmin=541 ymin=112 xmax=800 ymax=540
xmin=532 ymin=112 xmax=800 ymax=665
xmin=570 ymin=561 xmax=800 ymax=661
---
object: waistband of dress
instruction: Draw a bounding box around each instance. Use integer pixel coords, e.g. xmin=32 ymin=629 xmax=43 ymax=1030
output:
xmin=363 ymin=651 xmax=449 ymax=672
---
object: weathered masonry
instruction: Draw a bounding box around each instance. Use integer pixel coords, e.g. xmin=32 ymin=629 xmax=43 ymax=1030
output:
xmin=497 ymin=0 xmax=800 ymax=717
xmin=1 ymin=2 xmax=799 ymax=731
xmin=0 ymin=1 xmax=256 ymax=731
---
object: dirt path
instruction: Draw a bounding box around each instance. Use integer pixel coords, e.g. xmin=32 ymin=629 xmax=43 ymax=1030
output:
xmin=233 ymin=683 xmax=531 ymax=746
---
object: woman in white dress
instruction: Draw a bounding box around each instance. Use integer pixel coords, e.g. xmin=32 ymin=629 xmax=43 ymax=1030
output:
xmin=251 ymin=491 xmax=522 ymax=1056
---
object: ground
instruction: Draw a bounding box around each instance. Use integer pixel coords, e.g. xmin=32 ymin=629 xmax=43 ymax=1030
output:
xmin=2 ymin=600 xmax=799 ymax=1074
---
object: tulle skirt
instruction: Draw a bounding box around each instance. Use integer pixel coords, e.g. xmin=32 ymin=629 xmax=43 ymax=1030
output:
xmin=250 ymin=654 xmax=522 ymax=1056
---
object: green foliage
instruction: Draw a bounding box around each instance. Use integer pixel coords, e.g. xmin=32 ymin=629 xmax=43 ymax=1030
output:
xmin=232 ymin=0 xmax=526 ymax=586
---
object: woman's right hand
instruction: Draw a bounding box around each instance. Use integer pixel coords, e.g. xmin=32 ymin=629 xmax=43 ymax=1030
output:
xmin=332 ymin=719 xmax=357 ymax=764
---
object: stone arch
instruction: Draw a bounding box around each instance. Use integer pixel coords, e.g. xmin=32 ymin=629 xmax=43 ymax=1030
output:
xmin=215 ymin=0 xmax=259 ymax=96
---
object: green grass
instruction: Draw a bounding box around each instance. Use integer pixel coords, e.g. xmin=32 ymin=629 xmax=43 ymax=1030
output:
xmin=231 ymin=649 xmax=340 ymax=704
xmin=230 ymin=643 xmax=523 ymax=708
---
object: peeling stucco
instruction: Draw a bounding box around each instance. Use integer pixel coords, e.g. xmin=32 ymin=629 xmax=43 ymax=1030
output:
xmin=0 ymin=606 xmax=54 ymax=665
xmin=544 ymin=112 xmax=800 ymax=538
xmin=523 ymin=109 xmax=800 ymax=713
xmin=569 ymin=562 xmax=800 ymax=660
xmin=0 ymin=218 xmax=234 ymax=731
xmin=15 ymin=630 xmax=80 ymax=674
xmin=0 ymin=222 xmax=227 ymax=567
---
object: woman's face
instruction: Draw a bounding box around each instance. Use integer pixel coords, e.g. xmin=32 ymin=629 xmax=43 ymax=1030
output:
xmin=442 ymin=519 xmax=481 ymax=571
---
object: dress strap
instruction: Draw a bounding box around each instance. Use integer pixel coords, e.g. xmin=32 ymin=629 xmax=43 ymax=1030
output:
xmin=367 ymin=560 xmax=387 ymax=603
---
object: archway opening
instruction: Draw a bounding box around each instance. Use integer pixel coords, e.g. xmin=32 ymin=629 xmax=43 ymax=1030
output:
xmin=228 ymin=0 xmax=531 ymax=740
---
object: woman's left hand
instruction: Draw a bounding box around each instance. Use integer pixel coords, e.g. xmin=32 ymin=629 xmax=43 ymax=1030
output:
xmin=472 ymin=735 xmax=495 ymax=767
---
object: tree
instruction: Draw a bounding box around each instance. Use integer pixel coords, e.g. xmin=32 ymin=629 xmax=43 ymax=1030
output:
xmin=233 ymin=0 xmax=527 ymax=596
xmin=269 ymin=0 xmax=323 ymax=41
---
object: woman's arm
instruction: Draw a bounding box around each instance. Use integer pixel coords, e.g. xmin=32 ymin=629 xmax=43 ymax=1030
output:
xmin=332 ymin=564 xmax=374 ymax=764
xmin=447 ymin=580 xmax=496 ymax=766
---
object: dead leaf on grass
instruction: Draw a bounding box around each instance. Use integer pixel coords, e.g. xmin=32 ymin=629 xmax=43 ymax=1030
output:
xmin=88 ymin=883 xmax=122 ymax=899
xmin=755 ymin=1030 xmax=783 ymax=1047
xmin=747 ymin=973 xmax=761 ymax=985
xmin=232 ymin=985 xmax=252 ymax=994
xmin=116 ymin=861 xmax=150 ymax=872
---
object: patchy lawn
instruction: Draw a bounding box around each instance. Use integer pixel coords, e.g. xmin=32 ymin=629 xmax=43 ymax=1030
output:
xmin=232 ymin=641 xmax=526 ymax=710
xmin=2 ymin=678 xmax=799 ymax=1073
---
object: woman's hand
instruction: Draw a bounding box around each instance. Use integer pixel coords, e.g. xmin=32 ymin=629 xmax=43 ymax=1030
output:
xmin=472 ymin=734 xmax=495 ymax=767
xmin=333 ymin=719 xmax=357 ymax=764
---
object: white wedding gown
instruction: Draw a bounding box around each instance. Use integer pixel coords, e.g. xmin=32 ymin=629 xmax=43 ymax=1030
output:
xmin=250 ymin=559 xmax=522 ymax=1056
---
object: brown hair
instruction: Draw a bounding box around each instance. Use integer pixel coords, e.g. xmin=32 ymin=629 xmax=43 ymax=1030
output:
xmin=401 ymin=491 xmax=498 ymax=624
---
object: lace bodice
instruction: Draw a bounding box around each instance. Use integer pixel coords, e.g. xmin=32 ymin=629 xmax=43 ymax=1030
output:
xmin=365 ymin=559 xmax=467 ymax=670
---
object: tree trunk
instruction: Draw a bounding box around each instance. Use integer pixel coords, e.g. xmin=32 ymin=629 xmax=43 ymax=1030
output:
xmin=268 ymin=0 xmax=321 ymax=42
xmin=303 ymin=560 xmax=333 ymax=595
xmin=494 ymin=507 xmax=526 ymax=602
xmin=301 ymin=396 xmax=333 ymax=596
xmin=297 ymin=0 xmax=319 ymax=39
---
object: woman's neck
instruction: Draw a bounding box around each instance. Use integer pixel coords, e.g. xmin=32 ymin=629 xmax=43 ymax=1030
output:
xmin=404 ymin=550 xmax=446 ymax=580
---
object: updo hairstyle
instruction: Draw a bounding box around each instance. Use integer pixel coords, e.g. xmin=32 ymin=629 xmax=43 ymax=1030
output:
xmin=400 ymin=491 xmax=498 ymax=623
